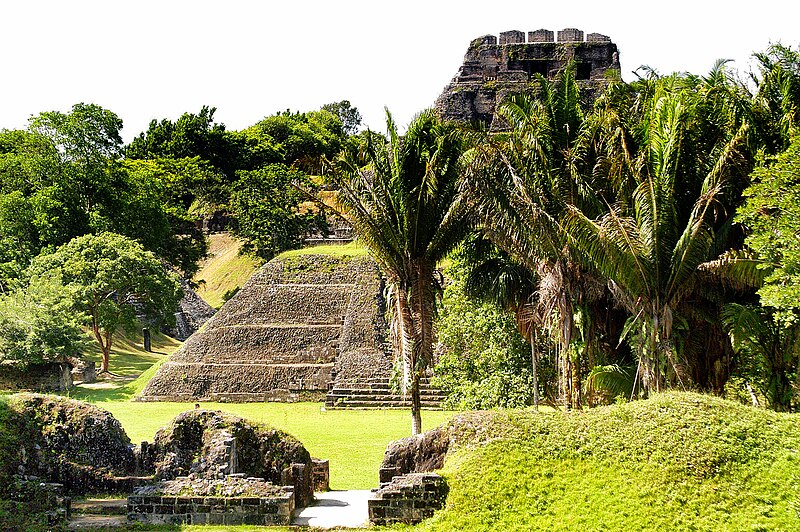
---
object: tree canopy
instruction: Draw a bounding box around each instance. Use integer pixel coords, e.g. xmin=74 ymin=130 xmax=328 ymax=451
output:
xmin=28 ymin=232 xmax=181 ymax=373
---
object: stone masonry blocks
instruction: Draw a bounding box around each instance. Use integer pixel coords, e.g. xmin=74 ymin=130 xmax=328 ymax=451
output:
xmin=528 ymin=29 xmax=554 ymax=42
xmin=127 ymin=492 xmax=295 ymax=526
xmin=499 ymin=30 xmax=525 ymax=45
xmin=558 ymin=28 xmax=585 ymax=42
xmin=587 ymin=32 xmax=611 ymax=42
xmin=368 ymin=473 xmax=448 ymax=526
xmin=140 ymin=254 xmax=390 ymax=403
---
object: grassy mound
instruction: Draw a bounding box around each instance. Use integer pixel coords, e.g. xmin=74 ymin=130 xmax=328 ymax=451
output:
xmin=418 ymin=392 xmax=800 ymax=531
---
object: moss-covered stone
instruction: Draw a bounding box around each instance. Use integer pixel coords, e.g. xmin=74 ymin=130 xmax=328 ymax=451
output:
xmin=140 ymin=410 xmax=314 ymax=507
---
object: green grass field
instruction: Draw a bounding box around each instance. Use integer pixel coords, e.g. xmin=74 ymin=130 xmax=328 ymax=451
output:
xmin=67 ymin=330 xmax=454 ymax=491
xmin=412 ymin=393 xmax=800 ymax=531
xmin=277 ymin=241 xmax=368 ymax=259
xmin=100 ymin=400 xmax=452 ymax=490
xmin=80 ymin=328 xmax=182 ymax=378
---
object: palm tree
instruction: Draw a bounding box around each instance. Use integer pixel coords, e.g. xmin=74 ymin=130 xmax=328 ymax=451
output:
xmin=466 ymin=63 xmax=606 ymax=408
xmin=459 ymin=233 xmax=542 ymax=409
xmin=723 ymin=303 xmax=799 ymax=411
xmin=566 ymin=76 xmax=755 ymax=393
xmin=751 ymin=44 xmax=800 ymax=154
xmin=331 ymin=109 xmax=471 ymax=435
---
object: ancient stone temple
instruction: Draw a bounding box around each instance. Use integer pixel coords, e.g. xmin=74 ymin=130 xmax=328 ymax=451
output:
xmin=435 ymin=28 xmax=620 ymax=127
xmin=140 ymin=253 xmax=445 ymax=407
xmin=139 ymin=254 xmax=391 ymax=402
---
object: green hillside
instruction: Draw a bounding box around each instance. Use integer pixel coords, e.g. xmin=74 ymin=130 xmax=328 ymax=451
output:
xmin=415 ymin=392 xmax=800 ymax=531
xmin=193 ymin=233 xmax=263 ymax=309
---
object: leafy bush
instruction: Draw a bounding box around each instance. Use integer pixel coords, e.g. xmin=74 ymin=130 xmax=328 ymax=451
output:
xmin=230 ymin=164 xmax=327 ymax=260
xmin=435 ymin=262 xmax=542 ymax=409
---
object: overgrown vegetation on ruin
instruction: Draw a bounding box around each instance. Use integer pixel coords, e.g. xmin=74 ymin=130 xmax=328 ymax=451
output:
xmin=414 ymin=392 xmax=800 ymax=530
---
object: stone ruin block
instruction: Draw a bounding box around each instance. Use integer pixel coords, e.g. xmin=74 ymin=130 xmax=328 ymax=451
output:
xmin=499 ymin=30 xmax=525 ymax=45
xmin=528 ymin=29 xmax=554 ymax=43
xmin=127 ymin=490 xmax=295 ymax=526
xmin=470 ymin=34 xmax=497 ymax=47
xmin=497 ymin=71 xmax=528 ymax=82
xmin=368 ymin=473 xmax=448 ymax=526
xmin=70 ymin=359 xmax=96 ymax=384
xmin=311 ymin=459 xmax=330 ymax=492
xmin=587 ymin=32 xmax=611 ymax=42
xmin=558 ymin=28 xmax=585 ymax=42
xmin=282 ymin=462 xmax=314 ymax=508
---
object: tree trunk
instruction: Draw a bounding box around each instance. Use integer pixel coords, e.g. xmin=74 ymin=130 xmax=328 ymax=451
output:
xmin=411 ymin=375 xmax=422 ymax=435
xmin=393 ymin=259 xmax=436 ymax=436
xmin=572 ymin=348 xmax=582 ymax=410
xmin=530 ymin=332 xmax=539 ymax=411
xmin=409 ymin=259 xmax=435 ymax=435
xmin=102 ymin=330 xmax=112 ymax=374
xmin=91 ymin=314 xmax=111 ymax=374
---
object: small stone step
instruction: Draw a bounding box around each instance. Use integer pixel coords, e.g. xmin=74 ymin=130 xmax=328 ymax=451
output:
xmin=68 ymin=514 xmax=127 ymax=529
xmin=327 ymin=389 xmax=446 ymax=397
xmin=72 ymin=498 xmax=128 ymax=515
xmin=325 ymin=374 xmax=447 ymax=409
xmin=325 ymin=399 xmax=444 ymax=409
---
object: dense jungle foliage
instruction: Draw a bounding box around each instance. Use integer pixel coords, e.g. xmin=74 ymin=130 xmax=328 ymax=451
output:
xmin=1 ymin=42 xmax=799 ymax=415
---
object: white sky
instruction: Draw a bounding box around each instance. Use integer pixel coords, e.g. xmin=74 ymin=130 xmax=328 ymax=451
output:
xmin=1 ymin=1 xmax=797 ymax=142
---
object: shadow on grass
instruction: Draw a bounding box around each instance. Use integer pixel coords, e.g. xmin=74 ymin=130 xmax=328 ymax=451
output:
xmin=64 ymin=351 xmax=172 ymax=403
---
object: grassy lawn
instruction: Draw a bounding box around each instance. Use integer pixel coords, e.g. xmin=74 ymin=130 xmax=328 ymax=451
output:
xmin=277 ymin=241 xmax=368 ymax=259
xmin=66 ymin=331 xmax=454 ymax=491
xmin=412 ymin=393 xmax=800 ymax=531
xmin=80 ymin=328 xmax=182 ymax=378
xmin=100 ymin=400 xmax=452 ymax=490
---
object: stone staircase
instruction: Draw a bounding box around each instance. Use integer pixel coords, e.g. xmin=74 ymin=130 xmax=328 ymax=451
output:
xmin=325 ymin=377 xmax=447 ymax=409
xmin=69 ymin=498 xmax=127 ymax=530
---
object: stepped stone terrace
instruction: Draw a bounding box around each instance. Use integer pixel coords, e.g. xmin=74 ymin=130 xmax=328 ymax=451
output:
xmin=139 ymin=253 xmax=444 ymax=408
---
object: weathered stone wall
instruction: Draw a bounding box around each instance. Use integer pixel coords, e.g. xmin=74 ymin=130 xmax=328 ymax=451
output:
xmin=168 ymin=279 xmax=218 ymax=341
xmin=211 ymin=284 xmax=352 ymax=327
xmin=174 ymin=325 xmax=340 ymax=364
xmin=0 ymin=478 xmax=71 ymax=529
xmin=435 ymin=27 xmax=620 ymax=127
xmin=368 ymin=473 xmax=448 ymax=526
xmin=70 ymin=359 xmax=96 ymax=384
xmin=379 ymin=427 xmax=450 ymax=483
xmin=138 ymin=410 xmax=314 ymax=507
xmin=0 ymin=362 xmax=73 ymax=392
xmin=6 ymin=394 xmax=139 ymax=494
xmin=138 ymin=359 xmax=333 ymax=402
xmin=311 ymin=459 xmax=330 ymax=492
xmin=334 ymin=259 xmax=393 ymax=384
xmin=128 ymin=491 xmax=294 ymax=526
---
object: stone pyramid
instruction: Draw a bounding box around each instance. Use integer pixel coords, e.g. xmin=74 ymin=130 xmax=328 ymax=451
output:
xmin=138 ymin=253 xmax=392 ymax=402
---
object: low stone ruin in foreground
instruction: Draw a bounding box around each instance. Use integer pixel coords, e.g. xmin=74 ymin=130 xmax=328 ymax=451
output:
xmin=0 ymin=395 xmax=322 ymax=528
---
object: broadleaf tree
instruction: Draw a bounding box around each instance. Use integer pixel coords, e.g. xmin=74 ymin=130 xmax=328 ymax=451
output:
xmin=28 ymin=232 xmax=181 ymax=373
xmin=0 ymin=274 xmax=87 ymax=369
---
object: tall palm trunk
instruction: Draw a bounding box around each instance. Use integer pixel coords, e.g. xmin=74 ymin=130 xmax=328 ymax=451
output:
xmin=530 ymin=330 xmax=539 ymax=410
xmin=395 ymin=259 xmax=435 ymax=435
xmin=559 ymin=289 xmax=575 ymax=409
